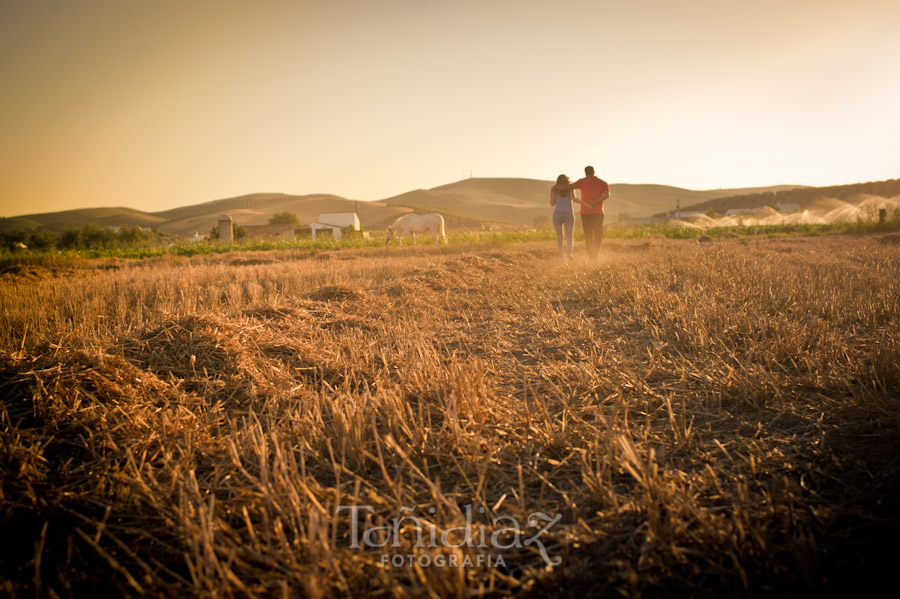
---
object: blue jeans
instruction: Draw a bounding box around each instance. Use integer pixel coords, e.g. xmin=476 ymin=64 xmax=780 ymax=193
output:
xmin=553 ymin=212 xmax=575 ymax=255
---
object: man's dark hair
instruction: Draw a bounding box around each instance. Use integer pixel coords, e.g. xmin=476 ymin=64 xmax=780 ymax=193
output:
xmin=585 ymin=166 xmax=595 ymax=175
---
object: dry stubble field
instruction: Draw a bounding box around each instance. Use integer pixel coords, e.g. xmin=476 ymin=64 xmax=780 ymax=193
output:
xmin=1 ymin=234 xmax=899 ymax=598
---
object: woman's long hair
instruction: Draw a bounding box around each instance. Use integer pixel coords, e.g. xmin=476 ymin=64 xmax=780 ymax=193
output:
xmin=556 ymin=174 xmax=570 ymax=198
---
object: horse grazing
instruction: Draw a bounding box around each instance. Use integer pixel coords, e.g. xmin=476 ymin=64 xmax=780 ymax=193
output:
xmin=385 ymin=213 xmax=448 ymax=245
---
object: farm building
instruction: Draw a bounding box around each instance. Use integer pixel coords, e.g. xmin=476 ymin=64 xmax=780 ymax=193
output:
xmin=318 ymin=212 xmax=360 ymax=229
xmin=309 ymin=212 xmax=364 ymax=241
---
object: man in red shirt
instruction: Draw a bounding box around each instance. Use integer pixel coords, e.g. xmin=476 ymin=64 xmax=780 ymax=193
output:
xmin=554 ymin=165 xmax=609 ymax=259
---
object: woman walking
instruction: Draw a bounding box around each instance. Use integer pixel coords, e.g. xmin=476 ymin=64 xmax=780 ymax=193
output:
xmin=550 ymin=174 xmax=576 ymax=261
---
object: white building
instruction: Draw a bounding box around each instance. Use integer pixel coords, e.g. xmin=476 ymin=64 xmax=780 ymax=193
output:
xmin=319 ymin=212 xmax=360 ymax=229
xmin=309 ymin=212 xmax=362 ymax=241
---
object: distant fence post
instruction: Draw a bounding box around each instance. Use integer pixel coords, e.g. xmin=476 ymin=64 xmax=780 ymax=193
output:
xmin=879 ymin=209 xmax=887 ymax=224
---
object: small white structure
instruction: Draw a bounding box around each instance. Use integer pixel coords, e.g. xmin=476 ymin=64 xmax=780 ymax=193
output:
xmin=320 ymin=212 xmax=360 ymax=229
xmin=218 ymin=214 xmax=234 ymax=242
xmin=309 ymin=212 xmax=361 ymax=241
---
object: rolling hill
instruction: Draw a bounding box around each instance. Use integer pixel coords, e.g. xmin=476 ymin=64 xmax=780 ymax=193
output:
xmin=0 ymin=194 xmax=414 ymax=237
xmin=148 ymin=193 xmax=411 ymax=238
xmin=6 ymin=177 xmax=897 ymax=236
xmin=0 ymin=207 xmax=168 ymax=233
xmin=610 ymin=183 xmax=806 ymax=218
xmin=677 ymin=179 xmax=900 ymax=216
xmin=379 ymin=179 xmax=807 ymax=226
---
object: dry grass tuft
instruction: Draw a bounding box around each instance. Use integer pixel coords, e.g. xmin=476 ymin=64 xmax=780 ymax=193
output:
xmin=0 ymin=265 xmax=58 ymax=281
xmin=229 ymin=257 xmax=278 ymax=267
xmin=306 ymin=285 xmax=365 ymax=302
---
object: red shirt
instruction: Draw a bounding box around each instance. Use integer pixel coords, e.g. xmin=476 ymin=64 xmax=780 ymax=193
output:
xmin=573 ymin=176 xmax=609 ymax=215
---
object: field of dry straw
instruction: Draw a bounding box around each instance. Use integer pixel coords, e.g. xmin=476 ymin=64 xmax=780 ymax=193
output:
xmin=2 ymin=234 xmax=899 ymax=598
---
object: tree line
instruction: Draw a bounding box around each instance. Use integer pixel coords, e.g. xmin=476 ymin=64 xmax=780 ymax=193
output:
xmin=0 ymin=224 xmax=157 ymax=251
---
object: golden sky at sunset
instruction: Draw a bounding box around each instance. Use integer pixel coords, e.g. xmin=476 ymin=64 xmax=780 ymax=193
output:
xmin=1 ymin=0 xmax=899 ymax=217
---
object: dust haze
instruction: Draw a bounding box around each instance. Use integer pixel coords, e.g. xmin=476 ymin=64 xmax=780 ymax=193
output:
xmin=671 ymin=194 xmax=900 ymax=228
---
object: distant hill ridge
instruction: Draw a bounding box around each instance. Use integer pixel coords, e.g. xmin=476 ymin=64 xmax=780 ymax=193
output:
xmin=152 ymin=193 xmax=347 ymax=223
xmin=0 ymin=207 xmax=168 ymax=233
xmin=680 ymin=179 xmax=900 ymax=215
xmin=2 ymin=178 xmax=896 ymax=235
xmin=380 ymin=179 xmax=810 ymax=226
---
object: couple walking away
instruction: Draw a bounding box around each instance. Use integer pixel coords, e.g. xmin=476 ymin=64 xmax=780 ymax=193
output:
xmin=550 ymin=165 xmax=610 ymax=261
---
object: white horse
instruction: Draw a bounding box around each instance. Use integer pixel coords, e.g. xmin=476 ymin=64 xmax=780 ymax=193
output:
xmin=385 ymin=213 xmax=448 ymax=245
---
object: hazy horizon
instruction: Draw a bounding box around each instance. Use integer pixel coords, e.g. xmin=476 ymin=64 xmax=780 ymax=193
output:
xmin=2 ymin=0 xmax=899 ymax=218
xmin=1 ymin=177 xmax=814 ymax=220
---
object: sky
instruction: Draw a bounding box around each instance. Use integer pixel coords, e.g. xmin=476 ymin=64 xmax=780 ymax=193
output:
xmin=1 ymin=0 xmax=899 ymax=217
